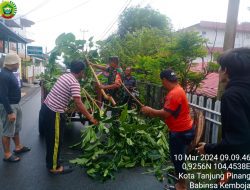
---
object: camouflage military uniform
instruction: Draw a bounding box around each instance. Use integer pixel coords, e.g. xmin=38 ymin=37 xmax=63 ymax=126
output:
xmin=104 ymin=67 xmax=126 ymax=119
xmin=105 ymin=67 xmax=126 ymax=106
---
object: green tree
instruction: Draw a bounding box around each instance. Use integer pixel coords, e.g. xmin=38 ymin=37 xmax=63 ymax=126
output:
xmin=97 ymin=28 xmax=172 ymax=67
xmin=168 ymin=31 xmax=207 ymax=92
xmin=118 ymin=6 xmax=171 ymax=37
xmin=98 ymin=29 xmax=208 ymax=93
xmin=44 ymin=33 xmax=100 ymax=93
xmin=53 ymin=33 xmax=86 ymax=67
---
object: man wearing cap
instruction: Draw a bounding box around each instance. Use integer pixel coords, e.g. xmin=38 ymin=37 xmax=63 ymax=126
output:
xmin=0 ymin=53 xmax=30 ymax=163
xmin=141 ymin=69 xmax=194 ymax=190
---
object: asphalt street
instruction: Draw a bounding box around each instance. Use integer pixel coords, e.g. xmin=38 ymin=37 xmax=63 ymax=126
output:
xmin=0 ymin=87 xmax=165 ymax=190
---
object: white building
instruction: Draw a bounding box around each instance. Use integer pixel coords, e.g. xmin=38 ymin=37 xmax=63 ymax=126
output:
xmin=0 ymin=18 xmax=45 ymax=84
xmin=183 ymin=21 xmax=250 ymax=61
xmin=0 ymin=18 xmax=34 ymax=59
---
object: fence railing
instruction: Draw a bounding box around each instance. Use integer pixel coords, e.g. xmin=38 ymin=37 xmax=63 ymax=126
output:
xmin=137 ymin=82 xmax=221 ymax=143
xmin=187 ymin=93 xmax=221 ymax=144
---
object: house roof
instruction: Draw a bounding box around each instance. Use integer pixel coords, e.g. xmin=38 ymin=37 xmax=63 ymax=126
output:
xmin=0 ymin=22 xmax=29 ymax=43
xmin=206 ymin=46 xmax=223 ymax=53
xmin=187 ymin=21 xmax=250 ymax=33
xmin=23 ymin=37 xmax=34 ymax=43
xmin=20 ymin=18 xmax=35 ymax=27
xmin=191 ymin=63 xmax=219 ymax=98
xmin=0 ymin=18 xmax=35 ymax=28
xmin=4 ymin=20 xmax=21 ymax=28
xmin=196 ymin=73 xmax=219 ymax=98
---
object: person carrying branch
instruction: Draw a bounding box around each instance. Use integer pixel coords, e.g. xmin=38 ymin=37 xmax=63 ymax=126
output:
xmin=141 ymin=69 xmax=194 ymax=190
xmin=88 ymin=56 xmax=125 ymax=116
xmin=39 ymin=60 xmax=98 ymax=175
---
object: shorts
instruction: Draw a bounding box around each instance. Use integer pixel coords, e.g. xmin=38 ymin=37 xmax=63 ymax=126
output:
xmin=0 ymin=104 xmax=22 ymax=137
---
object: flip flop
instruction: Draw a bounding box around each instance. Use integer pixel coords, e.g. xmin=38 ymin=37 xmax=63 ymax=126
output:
xmin=13 ymin=146 xmax=31 ymax=154
xmin=164 ymin=184 xmax=176 ymax=190
xmin=3 ymin=155 xmax=20 ymax=163
xmin=49 ymin=165 xmax=73 ymax=175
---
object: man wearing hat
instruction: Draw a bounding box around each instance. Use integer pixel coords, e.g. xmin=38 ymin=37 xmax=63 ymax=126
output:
xmin=141 ymin=69 xmax=194 ymax=190
xmin=0 ymin=53 xmax=30 ymax=163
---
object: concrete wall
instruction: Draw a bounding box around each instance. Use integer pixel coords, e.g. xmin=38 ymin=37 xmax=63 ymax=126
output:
xmin=187 ymin=26 xmax=250 ymax=48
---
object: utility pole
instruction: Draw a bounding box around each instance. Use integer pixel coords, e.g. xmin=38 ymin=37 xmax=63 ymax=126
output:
xmin=217 ymin=0 xmax=240 ymax=100
xmin=80 ymin=29 xmax=88 ymax=52
xmin=223 ymin=0 xmax=240 ymax=51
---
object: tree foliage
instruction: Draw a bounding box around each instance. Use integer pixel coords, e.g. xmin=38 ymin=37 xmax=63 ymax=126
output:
xmin=70 ymin=106 xmax=170 ymax=181
xmin=118 ymin=6 xmax=171 ymax=37
xmin=167 ymin=31 xmax=207 ymax=91
xmin=97 ymin=28 xmax=171 ymax=67
xmin=99 ymin=23 xmax=208 ymax=93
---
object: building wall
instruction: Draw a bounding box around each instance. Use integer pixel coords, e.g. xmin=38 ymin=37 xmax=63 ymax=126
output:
xmin=201 ymin=29 xmax=225 ymax=47
xmin=235 ymin=32 xmax=250 ymax=47
xmin=187 ymin=25 xmax=250 ymax=48
xmin=186 ymin=25 xmax=250 ymax=62
xmin=9 ymin=26 xmax=27 ymax=58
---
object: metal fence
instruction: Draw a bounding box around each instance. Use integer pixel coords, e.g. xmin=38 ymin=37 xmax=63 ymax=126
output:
xmin=137 ymin=82 xmax=221 ymax=143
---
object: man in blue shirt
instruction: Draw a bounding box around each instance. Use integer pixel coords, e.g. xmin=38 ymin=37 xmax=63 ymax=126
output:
xmin=0 ymin=53 xmax=30 ymax=163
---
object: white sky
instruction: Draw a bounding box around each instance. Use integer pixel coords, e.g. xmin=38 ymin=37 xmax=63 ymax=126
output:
xmin=11 ymin=0 xmax=250 ymax=52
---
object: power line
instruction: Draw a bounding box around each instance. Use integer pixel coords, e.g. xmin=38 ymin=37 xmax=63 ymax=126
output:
xmin=35 ymin=0 xmax=92 ymax=23
xmin=98 ymin=0 xmax=131 ymax=39
xmin=98 ymin=0 xmax=132 ymax=40
xmin=13 ymin=0 xmax=52 ymax=20
xmin=98 ymin=0 xmax=151 ymax=40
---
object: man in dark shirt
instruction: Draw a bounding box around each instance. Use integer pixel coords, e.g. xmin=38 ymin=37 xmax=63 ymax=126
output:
xmin=197 ymin=48 xmax=250 ymax=187
xmin=124 ymin=67 xmax=137 ymax=109
xmin=124 ymin=67 xmax=136 ymax=91
xmin=0 ymin=53 xmax=30 ymax=163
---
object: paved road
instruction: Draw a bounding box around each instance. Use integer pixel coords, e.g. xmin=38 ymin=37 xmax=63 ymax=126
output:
xmin=0 ymin=88 xmax=165 ymax=190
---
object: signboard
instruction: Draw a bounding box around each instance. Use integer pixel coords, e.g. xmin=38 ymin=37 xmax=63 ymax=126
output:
xmin=27 ymin=46 xmax=43 ymax=56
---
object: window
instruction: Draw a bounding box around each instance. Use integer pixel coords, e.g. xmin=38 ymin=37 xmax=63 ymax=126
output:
xmin=201 ymin=31 xmax=206 ymax=36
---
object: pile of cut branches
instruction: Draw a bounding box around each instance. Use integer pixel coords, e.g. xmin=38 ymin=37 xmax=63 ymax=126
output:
xmin=70 ymin=106 xmax=171 ymax=181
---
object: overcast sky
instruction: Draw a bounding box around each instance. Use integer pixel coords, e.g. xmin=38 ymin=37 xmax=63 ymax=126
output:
xmin=12 ymin=0 xmax=250 ymax=52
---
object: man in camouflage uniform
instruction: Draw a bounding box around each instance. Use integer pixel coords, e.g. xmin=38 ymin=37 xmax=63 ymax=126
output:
xmin=90 ymin=56 xmax=125 ymax=116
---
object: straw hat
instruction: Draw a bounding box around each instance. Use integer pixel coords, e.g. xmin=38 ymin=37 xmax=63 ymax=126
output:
xmin=3 ymin=53 xmax=21 ymax=66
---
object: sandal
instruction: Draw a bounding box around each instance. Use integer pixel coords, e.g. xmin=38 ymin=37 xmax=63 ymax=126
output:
xmin=164 ymin=184 xmax=176 ymax=190
xmin=49 ymin=165 xmax=73 ymax=175
xmin=3 ymin=155 xmax=20 ymax=163
xmin=13 ymin=146 xmax=31 ymax=154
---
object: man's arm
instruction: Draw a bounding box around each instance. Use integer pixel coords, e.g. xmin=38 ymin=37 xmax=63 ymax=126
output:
xmin=99 ymin=83 xmax=120 ymax=90
xmin=0 ymin=76 xmax=16 ymax=122
xmin=90 ymin=63 xmax=107 ymax=71
xmin=141 ymin=106 xmax=171 ymax=119
xmin=99 ymin=73 xmax=122 ymax=90
xmin=0 ymin=76 xmax=12 ymax=114
xmin=73 ymin=97 xmax=98 ymax=125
